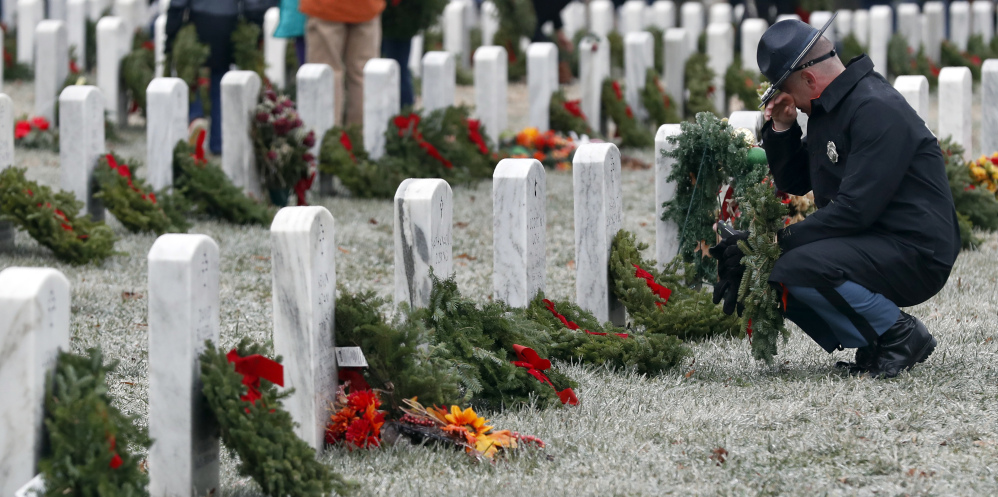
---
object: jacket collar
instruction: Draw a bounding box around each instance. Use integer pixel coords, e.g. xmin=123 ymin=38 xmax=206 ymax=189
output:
xmin=811 ymin=55 xmax=874 ymax=113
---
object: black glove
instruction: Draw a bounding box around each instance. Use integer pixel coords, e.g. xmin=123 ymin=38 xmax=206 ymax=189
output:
xmin=164 ymin=7 xmax=186 ymax=56
xmin=709 ymin=230 xmax=748 ymax=316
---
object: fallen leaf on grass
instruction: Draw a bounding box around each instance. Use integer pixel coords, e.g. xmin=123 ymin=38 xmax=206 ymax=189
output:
xmin=684 ymin=369 xmax=695 ymax=378
xmin=984 ymin=337 xmax=993 ymax=344
xmin=120 ymin=381 xmax=134 ymax=386
xmin=253 ymin=255 xmax=270 ymax=261
xmin=368 ymin=218 xmax=378 ymax=225
xmin=566 ymin=260 xmax=575 ymax=269
xmin=121 ymin=291 xmax=143 ymax=300
xmin=639 ymin=222 xmax=647 ymax=227
xmin=709 ymin=447 xmax=727 ymax=465
xmin=973 ymin=440 xmax=993 ymax=447
xmin=907 ymin=468 xmax=935 ymax=477
xmin=455 ymin=222 xmax=469 ymax=229
xmin=338 ymin=247 xmax=350 ymax=253
xmin=456 ymin=253 xmax=477 ymax=261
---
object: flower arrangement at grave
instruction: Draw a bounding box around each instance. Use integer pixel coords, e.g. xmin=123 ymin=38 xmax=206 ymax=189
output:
xmin=39 ymin=348 xmax=151 ymax=495
xmin=0 ymin=167 xmax=117 ymax=265
xmin=838 ymin=33 xmax=867 ymax=66
xmin=609 ymin=230 xmax=739 ymax=340
xmin=232 ymin=18 xmax=266 ymax=81
xmin=200 ymin=338 xmax=356 ymax=496
xmin=325 ymin=387 xmax=386 ymax=449
xmin=252 ymin=88 xmax=316 ymax=206
xmin=14 ymin=115 xmax=57 ymax=150
xmin=121 ymin=30 xmax=155 ymax=115
xmin=394 ymin=399 xmax=543 ymax=459
xmin=887 ymin=34 xmax=938 ymax=87
xmin=734 ymin=178 xmax=790 ymax=363
xmin=93 ymin=152 xmax=189 ymax=234
xmin=318 ymin=106 xmax=497 ymax=198
xmin=641 ymin=68 xmax=682 ymax=126
xmin=492 ymin=0 xmax=535 ymax=81
xmin=504 ymin=126 xmax=576 ymax=170
xmin=942 ymin=138 xmax=998 ymax=249
xmin=3 ymin=28 xmax=33 ymax=81
xmin=684 ymin=52 xmax=717 ymax=118
xmin=549 ymin=89 xmax=593 ymax=136
xmin=724 ymin=57 xmax=763 ymax=110
xmin=170 ymin=24 xmax=211 ymax=111
xmin=172 ymin=133 xmax=275 ymax=225
xmin=660 ymin=112 xmax=767 ymax=283
xmin=600 ymin=78 xmax=654 ymax=148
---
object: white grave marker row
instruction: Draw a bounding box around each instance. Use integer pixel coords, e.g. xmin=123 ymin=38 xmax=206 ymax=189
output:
xmin=474 ymin=46 xmax=507 ymax=146
xmin=59 ymin=85 xmax=106 ymax=220
xmin=146 ymin=77 xmax=188 ymax=190
xmin=939 ymin=66 xmax=972 ymax=160
xmin=394 ymin=178 xmax=453 ymax=309
xmin=655 ymin=124 xmax=681 ymax=269
xmin=221 ymin=70 xmax=262 ymax=198
xmin=264 ymin=7 xmax=287 ymax=89
xmin=422 ymin=51 xmax=456 ymax=113
xmin=35 ymin=20 xmax=69 ymax=122
xmin=983 ymin=60 xmax=998 ymax=156
xmin=624 ymin=32 xmax=653 ymax=122
xmin=493 ymin=159 xmax=546 ymax=308
xmin=363 ymin=58 xmax=400 ymax=160
xmin=528 ymin=42 xmax=558 ymax=132
xmin=297 ymin=63 xmax=335 ymax=193
xmin=96 ymin=16 xmax=129 ymax=126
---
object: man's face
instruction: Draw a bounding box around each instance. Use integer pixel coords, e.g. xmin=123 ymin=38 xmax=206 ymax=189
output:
xmin=781 ymin=72 xmax=814 ymax=116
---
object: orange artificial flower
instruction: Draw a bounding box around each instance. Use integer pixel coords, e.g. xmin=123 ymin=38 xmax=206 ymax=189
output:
xmin=533 ymin=151 xmax=546 ymax=162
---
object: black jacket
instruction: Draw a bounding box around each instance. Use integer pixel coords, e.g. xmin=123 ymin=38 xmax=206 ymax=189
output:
xmin=762 ymin=55 xmax=960 ymax=268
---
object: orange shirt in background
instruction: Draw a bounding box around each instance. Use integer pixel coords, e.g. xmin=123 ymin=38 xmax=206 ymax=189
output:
xmin=299 ymin=0 xmax=386 ymax=24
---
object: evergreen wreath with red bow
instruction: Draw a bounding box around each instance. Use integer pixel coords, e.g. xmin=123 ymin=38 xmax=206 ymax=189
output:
xmin=0 ymin=167 xmax=116 ymax=265
xmin=94 ymin=152 xmax=189 ymax=235
xmin=600 ymin=78 xmax=654 ymax=148
xmin=14 ymin=115 xmax=58 ymax=151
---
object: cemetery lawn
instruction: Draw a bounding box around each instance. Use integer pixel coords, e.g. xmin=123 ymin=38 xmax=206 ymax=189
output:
xmin=2 ymin=160 xmax=996 ymax=495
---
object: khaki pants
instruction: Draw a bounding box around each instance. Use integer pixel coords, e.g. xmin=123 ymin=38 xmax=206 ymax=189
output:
xmin=306 ymin=15 xmax=381 ymax=128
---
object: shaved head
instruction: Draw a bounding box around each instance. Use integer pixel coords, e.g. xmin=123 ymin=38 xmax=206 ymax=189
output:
xmin=781 ymin=36 xmax=846 ymax=115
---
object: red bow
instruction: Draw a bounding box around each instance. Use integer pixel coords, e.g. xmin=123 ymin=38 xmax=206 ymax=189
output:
xmin=543 ymin=299 xmax=629 ymax=338
xmin=745 ymin=318 xmax=753 ymax=340
xmin=293 ymin=171 xmax=315 ymax=206
xmin=107 ymin=154 xmax=157 ymax=204
xmin=466 ymin=119 xmax=489 ymax=155
xmin=226 ymin=349 xmax=284 ymax=405
xmin=611 ymin=81 xmax=623 ymax=100
xmin=108 ymin=434 xmax=123 ymax=469
xmin=193 ymin=129 xmax=207 ymax=165
xmin=338 ymin=368 xmax=371 ymax=392
xmin=563 ymin=100 xmax=587 ymax=121
xmin=718 ymin=186 xmax=737 ymax=221
xmin=511 ymin=344 xmax=577 ymax=405
xmin=339 ymin=131 xmax=356 ymax=162
xmin=632 ymin=264 xmax=671 ymax=307
xmin=394 ymin=113 xmax=453 ymax=169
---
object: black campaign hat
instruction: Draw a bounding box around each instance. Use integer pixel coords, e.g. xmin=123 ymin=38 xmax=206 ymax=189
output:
xmin=757 ymin=13 xmax=837 ymax=108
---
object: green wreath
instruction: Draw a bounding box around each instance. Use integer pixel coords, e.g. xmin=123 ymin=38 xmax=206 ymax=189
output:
xmin=641 ymin=68 xmax=681 ymax=126
xmin=601 ymin=78 xmax=653 ymax=148
xmin=684 ymin=52 xmax=717 ymax=118
xmin=93 ymin=152 xmax=189 ymax=234
xmin=171 ymin=24 xmax=211 ymax=114
xmin=724 ymin=56 xmax=763 ymax=109
xmin=121 ymin=30 xmax=155 ymax=115
xmin=550 ymin=89 xmax=593 ymax=136
xmin=0 ymin=167 xmax=116 ymax=265
xmin=888 ymin=33 xmax=938 ymax=87
xmin=172 ymin=140 xmax=275 ymax=225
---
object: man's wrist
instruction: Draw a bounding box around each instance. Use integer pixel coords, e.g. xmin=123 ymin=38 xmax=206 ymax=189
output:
xmin=771 ymin=120 xmax=793 ymax=133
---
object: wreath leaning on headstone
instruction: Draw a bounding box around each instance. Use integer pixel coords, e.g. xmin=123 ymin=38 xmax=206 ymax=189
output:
xmin=94 ymin=152 xmax=190 ymax=235
xmin=600 ymin=78 xmax=654 ymax=148
xmin=201 ymin=339 xmax=355 ymax=496
xmin=0 ymin=167 xmax=117 ymax=265
xmin=120 ymin=30 xmax=155 ymax=115
xmin=549 ymin=89 xmax=593 ymax=136
xmin=641 ymin=68 xmax=682 ymax=126
xmin=39 ymin=348 xmax=151 ymax=495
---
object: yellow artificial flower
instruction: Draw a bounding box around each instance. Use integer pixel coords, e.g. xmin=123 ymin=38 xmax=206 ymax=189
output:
xmin=473 ymin=429 xmax=516 ymax=459
xmin=443 ymin=405 xmax=492 ymax=436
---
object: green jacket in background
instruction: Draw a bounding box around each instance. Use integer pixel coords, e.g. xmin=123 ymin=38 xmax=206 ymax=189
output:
xmin=381 ymin=0 xmax=448 ymax=41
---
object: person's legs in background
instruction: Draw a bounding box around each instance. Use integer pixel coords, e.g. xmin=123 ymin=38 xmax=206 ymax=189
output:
xmin=342 ymin=16 xmax=381 ymax=126
xmin=306 ymin=16 xmax=348 ymax=125
xmin=295 ymin=37 xmax=306 ymax=69
xmin=380 ymin=37 xmax=413 ymax=109
xmin=191 ymin=11 xmax=238 ymax=155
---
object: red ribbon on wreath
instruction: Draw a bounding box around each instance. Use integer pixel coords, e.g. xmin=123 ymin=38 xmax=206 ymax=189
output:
xmin=466 ymin=119 xmax=489 ymax=155
xmin=106 ymin=154 xmax=157 ymax=204
xmin=226 ymin=349 xmax=284 ymax=405
xmin=563 ymin=99 xmax=587 ymax=121
xmin=293 ymin=171 xmax=315 ymax=206
xmin=108 ymin=434 xmax=123 ymax=469
xmin=542 ymin=299 xmax=629 ymax=338
xmin=339 ymin=131 xmax=356 ymax=162
xmin=633 ymin=264 xmax=672 ymax=307
xmin=511 ymin=344 xmax=578 ymax=405
xmin=611 ymin=81 xmax=623 ymax=100
xmin=193 ymin=129 xmax=207 ymax=165
xmin=394 ymin=113 xmax=453 ymax=169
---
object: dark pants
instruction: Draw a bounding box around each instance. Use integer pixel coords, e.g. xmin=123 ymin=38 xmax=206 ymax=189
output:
xmin=381 ymin=38 xmax=414 ymax=109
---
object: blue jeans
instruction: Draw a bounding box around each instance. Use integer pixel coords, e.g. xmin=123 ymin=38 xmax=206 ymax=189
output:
xmin=381 ymin=38 xmax=414 ymax=109
xmin=189 ymin=70 xmax=225 ymax=155
xmin=784 ymin=281 xmax=901 ymax=352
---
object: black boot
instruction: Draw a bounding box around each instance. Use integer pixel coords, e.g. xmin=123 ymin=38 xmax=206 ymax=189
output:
xmin=864 ymin=312 xmax=936 ymax=378
xmin=834 ymin=344 xmax=877 ymax=373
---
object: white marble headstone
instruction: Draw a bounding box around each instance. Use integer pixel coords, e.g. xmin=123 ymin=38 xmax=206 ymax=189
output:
xmin=0 ymin=267 xmax=70 ymax=497
xmin=0 ymin=94 xmax=13 ymax=169
xmin=808 ymin=11 xmax=835 ymax=44
xmin=493 ymin=159 xmax=546 ymax=308
xmin=114 ymin=0 xmax=143 ymax=34
xmin=624 ymin=32 xmax=654 ymax=122
xmin=853 ymin=9 xmax=870 ymax=47
xmin=89 ymin=0 xmax=113 ymax=20
xmin=474 ymin=46 xmax=507 ymax=146
xmin=655 ymin=124 xmax=681 ymax=269
xmin=363 ymin=58 xmax=400 ymax=160
xmin=680 ymin=2 xmax=704 ymax=45
xmin=949 ymin=1 xmax=971 ymax=51
xmin=776 ymin=14 xmax=801 ymax=23
xmin=560 ymin=1 xmax=585 ymax=38
xmin=221 ymin=70 xmax=262 ymax=197
xmin=664 ymin=28 xmax=690 ymax=118
xmin=2 ymin=0 xmax=14 ymax=26
xmin=16 ymin=0 xmax=44 ymax=66
xmin=706 ymin=22 xmax=733 ymax=114
xmin=869 ymin=6 xmax=893 ymax=76
xmin=271 ymin=206 xmax=337 ymax=450
xmin=297 ymin=63 xmax=334 ymax=193
xmin=573 ymin=143 xmax=624 ymax=325
xmin=590 ymin=0 xmax=615 ymax=37
xmin=527 ymin=42 xmax=558 ymax=132
xmin=579 ymin=35 xmax=609 ymax=132
xmin=481 ymin=1 xmax=499 ymax=46
xmin=939 ymin=66 xmax=973 ymax=160
xmin=619 ymin=0 xmax=646 ymax=35
xmin=982 ymin=60 xmax=998 ymax=156
xmin=96 ymin=16 xmax=129 ymax=126
xmin=146 ymin=77 xmax=188 ymax=190
xmin=973 ymin=1 xmax=994 ymax=44
xmin=34 ymin=21 xmax=69 ymax=122
xmin=59 ymin=85 xmax=106 ymax=220
xmin=409 ymin=34 xmax=423 ymax=78
xmin=147 ymin=234 xmax=221 ymax=497
xmin=394 ymin=178 xmax=454 ymax=309
xmin=443 ymin=1 xmax=470 ymax=69
xmin=728 ymin=110 xmax=763 ymax=139
xmin=741 ymin=18 xmax=767 ymax=73
xmin=834 ymin=10 xmax=853 ymax=40
xmin=263 ymin=7 xmax=287 ymax=89
xmin=67 ymin=0 xmax=88 ymax=71
xmin=893 ymin=75 xmax=929 ymax=123
xmin=708 ymin=3 xmax=731 ymax=26
xmin=897 ymin=4 xmax=921 ymax=52
xmin=422 ymin=51 xmax=456 ymax=113
xmin=923 ymin=2 xmax=945 ymax=62
xmin=649 ymin=1 xmax=676 ymax=31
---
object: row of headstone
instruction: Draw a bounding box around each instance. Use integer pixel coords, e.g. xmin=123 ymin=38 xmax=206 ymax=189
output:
xmin=13 ymin=0 xmax=89 ymax=72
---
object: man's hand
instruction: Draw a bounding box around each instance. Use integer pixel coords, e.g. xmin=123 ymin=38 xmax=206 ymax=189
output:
xmin=709 ymin=230 xmax=749 ymax=316
xmin=764 ymin=92 xmax=798 ymax=132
